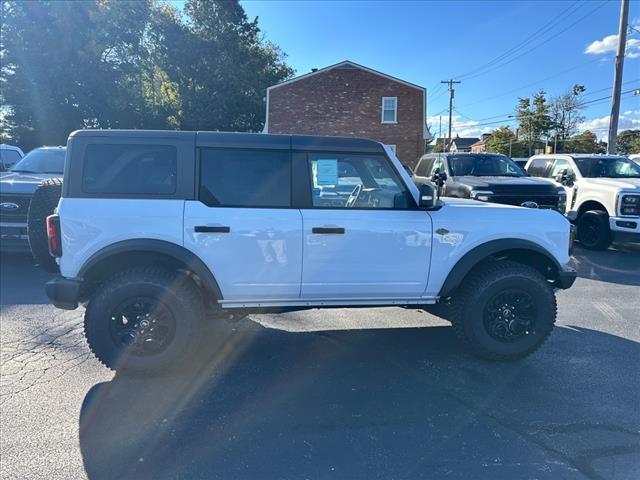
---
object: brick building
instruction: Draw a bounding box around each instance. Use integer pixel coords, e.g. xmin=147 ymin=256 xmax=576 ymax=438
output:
xmin=264 ymin=61 xmax=431 ymax=167
xmin=470 ymin=133 xmax=492 ymax=153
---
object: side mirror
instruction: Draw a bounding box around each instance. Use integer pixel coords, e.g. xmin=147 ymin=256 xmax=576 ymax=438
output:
xmin=418 ymin=183 xmax=437 ymax=209
xmin=431 ymin=168 xmax=448 ymax=199
xmin=555 ymin=169 xmax=574 ymax=186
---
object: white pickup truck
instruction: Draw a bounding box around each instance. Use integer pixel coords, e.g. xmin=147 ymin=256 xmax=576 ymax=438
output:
xmin=44 ymin=130 xmax=576 ymax=373
xmin=526 ymin=154 xmax=640 ymax=250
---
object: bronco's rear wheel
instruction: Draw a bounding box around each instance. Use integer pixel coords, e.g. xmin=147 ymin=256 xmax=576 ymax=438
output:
xmin=450 ymin=261 xmax=556 ymax=361
xmin=84 ymin=267 xmax=204 ymax=373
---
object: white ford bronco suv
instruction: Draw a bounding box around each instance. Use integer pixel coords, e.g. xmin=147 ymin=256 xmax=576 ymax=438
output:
xmin=526 ymin=154 xmax=640 ymax=250
xmin=45 ymin=130 xmax=576 ymax=373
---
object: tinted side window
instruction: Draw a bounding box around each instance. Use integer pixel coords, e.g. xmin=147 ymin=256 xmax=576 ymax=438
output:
xmin=527 ymin=158 xmax=550 ymax=177
xmin=199 ymin=149 xmax=291 ymax=207
xmin=307 ymin=153 xmax=411 ymax=209
xmin=415 ymin=157 xmax=434 ymax=176
xmin=0 ymin=150 xmax=21 ymax=170
xmin=83 ymin=144 xmax=177 ymax=194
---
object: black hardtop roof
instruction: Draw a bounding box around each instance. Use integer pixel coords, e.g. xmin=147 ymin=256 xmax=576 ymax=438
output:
xmin=69 ymin=130 xmax=384 ymax=153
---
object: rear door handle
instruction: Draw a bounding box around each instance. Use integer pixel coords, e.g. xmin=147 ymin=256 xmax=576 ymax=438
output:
xmin=195 ymin=226 xmax=230 ymax=233
xmin=312 ymin=227 xmax=345 ymax=234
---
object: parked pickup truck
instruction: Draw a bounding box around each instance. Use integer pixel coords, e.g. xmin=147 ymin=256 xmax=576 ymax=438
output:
xmin=413 ymin=152 xmax=567 ymax=213
xmin=525 ymin=154 xmax=640 ymax=250
xmin=45 ymin=130 xmax=576 ymax=373
xmin=0 ymin=146 xmax=65 ymax=255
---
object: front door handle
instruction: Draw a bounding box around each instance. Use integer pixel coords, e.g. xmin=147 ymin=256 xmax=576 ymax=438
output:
xmin=312 ymin=227 xmax=345 ymax=234
xmin=195 ymin=225 xmax=230 ymax=233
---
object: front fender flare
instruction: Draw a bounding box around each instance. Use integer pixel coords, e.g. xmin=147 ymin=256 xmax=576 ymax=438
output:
xmin=438 ymin=238 xmax=562 ymax=297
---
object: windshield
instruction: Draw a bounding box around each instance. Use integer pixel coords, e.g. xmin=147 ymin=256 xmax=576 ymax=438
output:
xmin=10 ymin=148 xmax=66 ymax=174
xmin=574 ymin=156 xmax=640 ymax=178
xmin=447 ymin=154 xmax=525 ymax=177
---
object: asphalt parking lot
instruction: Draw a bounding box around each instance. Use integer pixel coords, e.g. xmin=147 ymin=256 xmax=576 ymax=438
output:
xmin=1 ymin=245 xmax=639 ymax=480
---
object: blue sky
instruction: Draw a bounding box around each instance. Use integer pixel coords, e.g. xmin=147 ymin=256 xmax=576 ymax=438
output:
xmin=177 ymin=0 xmax=640 ymax=140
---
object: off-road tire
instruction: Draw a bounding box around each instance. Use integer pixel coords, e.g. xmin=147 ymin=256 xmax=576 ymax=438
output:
xmin=27 ymin=178 xmax=62 ymax=272
xmin=577 ymin=210 xmax=611 ymax=251
xmin=84 ymin=267 xmax=205 ymax=374
xmin=449 ymin=260 xmax=556 ymax=361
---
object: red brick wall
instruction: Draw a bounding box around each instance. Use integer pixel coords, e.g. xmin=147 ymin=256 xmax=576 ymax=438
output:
xmin=267 ymin=67 xmax=426 ymax=167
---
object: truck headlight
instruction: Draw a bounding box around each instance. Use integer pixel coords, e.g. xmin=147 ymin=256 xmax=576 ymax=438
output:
xmin=470 ymin=190 xmax=493 ymax=202
xmin=557 ymin=190 xmax=567 ymax=214
xmin=620 ymin=194 xmax=640 ymax=216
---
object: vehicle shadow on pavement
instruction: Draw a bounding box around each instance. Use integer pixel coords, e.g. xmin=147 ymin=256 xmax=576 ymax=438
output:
xmin=573 ymin=243 xmax=640 ymax=287
xmin=79 ymin=321 xmax=640 ymax=480
xmin=0 ymin=253 xmax=53 ymax=305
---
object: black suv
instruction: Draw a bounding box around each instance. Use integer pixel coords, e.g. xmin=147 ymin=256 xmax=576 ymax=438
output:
xmin=413 ymin=152 xmax=566 ymax=212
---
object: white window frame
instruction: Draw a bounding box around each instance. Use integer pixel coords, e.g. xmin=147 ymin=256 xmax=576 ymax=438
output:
xmin=381 ymin=97 xmax=397 ymax=124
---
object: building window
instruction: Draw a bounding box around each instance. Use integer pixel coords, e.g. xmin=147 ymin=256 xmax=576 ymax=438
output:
xmin=381 ymin=97 xmax=397 ymax=123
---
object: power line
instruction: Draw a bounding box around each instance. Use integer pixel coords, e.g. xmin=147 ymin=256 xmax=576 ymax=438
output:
xmin=451 ymin=88 xmax=638 ymax=130
xmin=456 ymin=57 xmax=602 ymax=109
xmin=461 ymin=1 xmax=608 ymax=82
xmin=454 ymin=0 xmax=583 ymax=80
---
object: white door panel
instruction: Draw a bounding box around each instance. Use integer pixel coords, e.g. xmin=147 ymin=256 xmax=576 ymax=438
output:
xmin=301 ymin=210 xmax=432 ymax=298
xmin=184 ymin=201 xmax=302 ymax=300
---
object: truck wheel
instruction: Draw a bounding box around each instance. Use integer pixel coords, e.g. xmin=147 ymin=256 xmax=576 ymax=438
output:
xmin=84 ymin=267 xmax=204 ymax=374
xmin=27 ymin=178 xmax=62 ymax=272
xmin=577 ymin=210 xmax=611 ymax=250
xmin=450 ymin=261 xmax=556 ymax=361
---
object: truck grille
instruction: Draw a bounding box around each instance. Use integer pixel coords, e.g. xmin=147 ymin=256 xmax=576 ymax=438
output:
xmin=0 ymin=194 xmax=31 ymax=223
xmin=491 ymin=194 xmax=560 ymax=210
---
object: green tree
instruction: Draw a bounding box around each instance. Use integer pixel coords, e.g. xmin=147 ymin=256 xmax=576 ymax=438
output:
xmin=516 ymin=90 xmax=551 ymax=155
xmin=429 ymin=137 xmax=448 ymax=153
xmin=151 ymin=0 xmax=293 ymax=132
xmin=1 ymin=0 xmax=293 ymax=149
xmin=1 ymin=1 xmax=161 ymax=149
xmin=484 ymin=127 xmax=526 ymax=157
xmin=564 ymin=130 xmax=600 ymax=154
xmin=616 ymin=130 xmax=640 ymax=155
xmin=549 ymin=84 xmax=586 ymax=152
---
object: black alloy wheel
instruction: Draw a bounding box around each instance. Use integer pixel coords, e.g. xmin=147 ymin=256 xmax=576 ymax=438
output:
xmin=109 ymin=297 xmax=176 ymax=356
xmin=483 ymin=290 xmax=536 ymax=342
xmin=577 ymin=210 xmax=611 ymax=250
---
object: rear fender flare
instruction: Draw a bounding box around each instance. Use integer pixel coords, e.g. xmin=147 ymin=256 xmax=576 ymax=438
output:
xmin=78 ymin=239 xmax=223 ymax=299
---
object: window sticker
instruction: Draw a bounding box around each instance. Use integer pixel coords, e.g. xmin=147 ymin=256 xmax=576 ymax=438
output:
xmin=315 ymin=159 xmax=339 ymax=186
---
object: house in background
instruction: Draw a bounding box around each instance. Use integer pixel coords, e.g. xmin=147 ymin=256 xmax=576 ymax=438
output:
xmin=448 ymin=135 xmax=480 ymax=153
xmin=470 ymin=133 xmax=492 ymax=153
xmin=264 ymin=60 xmax=431 ymax=166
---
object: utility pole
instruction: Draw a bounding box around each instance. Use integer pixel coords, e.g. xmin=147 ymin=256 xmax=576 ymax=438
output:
xmin=438 ymin=116 xmax=442 ymax=152
xmin=529 ymin=116 xmax=533 ymax=157
xmin=607 ymin=0 xmax=629 ymax=154
xmin=441 ymin=79 xmax=461 ymax=151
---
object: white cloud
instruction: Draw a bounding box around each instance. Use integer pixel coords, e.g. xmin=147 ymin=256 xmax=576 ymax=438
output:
xmin=585 ymin=34 xmax=640 ymax=59
xmin=427 ymin=114 xmax=498 ymax=139
xmin=578 ymin=111 xmax=640 ymax=138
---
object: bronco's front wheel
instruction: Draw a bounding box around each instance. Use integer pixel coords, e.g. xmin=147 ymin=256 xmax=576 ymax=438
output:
xmin=84 ymin=267 xmax=204 ymax=373
xmin=450 ymin=261 xmax=556 ymax=361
